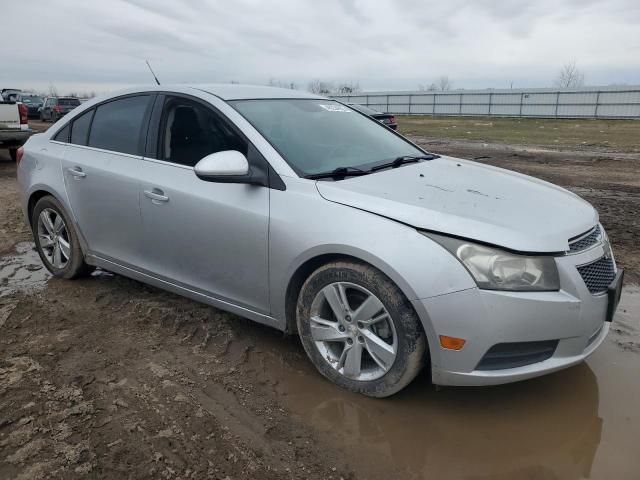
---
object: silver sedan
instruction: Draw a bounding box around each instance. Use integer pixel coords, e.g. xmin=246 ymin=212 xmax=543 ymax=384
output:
xmin=16 ymin=85 xmax=623 ymax=397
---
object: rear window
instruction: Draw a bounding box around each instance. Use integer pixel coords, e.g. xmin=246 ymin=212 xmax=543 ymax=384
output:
xmin=88 ymin=95 xmax=150 ymax=155
xmin=59 ymin=98 xmax=81 ymax=106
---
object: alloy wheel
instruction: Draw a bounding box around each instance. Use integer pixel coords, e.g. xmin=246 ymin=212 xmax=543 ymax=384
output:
xmin=37 ymin=208 xmax=71 ymax=269
xmin=309 ymin=282 xmax=398 ymax=381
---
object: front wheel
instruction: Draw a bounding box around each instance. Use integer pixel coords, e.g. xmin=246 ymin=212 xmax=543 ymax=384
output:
xmin=296 ymin=261 xmax=427 ymax=397
xmin=32 ymin=195 xmax=93 ymax=279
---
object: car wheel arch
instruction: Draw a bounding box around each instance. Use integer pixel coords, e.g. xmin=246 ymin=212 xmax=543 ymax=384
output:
xmin=283 ymin=251 xmax=422 ymax=336
xmin=27 ymin=189 xmax=59 ymax=227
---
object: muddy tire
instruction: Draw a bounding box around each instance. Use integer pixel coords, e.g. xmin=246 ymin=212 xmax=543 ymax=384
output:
xmin=32 ymin=195 xmax=92 ymax=279
xmin=296 ymin=261 xmax=427 ymax=398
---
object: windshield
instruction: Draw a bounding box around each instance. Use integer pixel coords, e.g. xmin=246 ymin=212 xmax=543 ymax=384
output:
xmin=230 ymin=99 xmax=422 ymax=176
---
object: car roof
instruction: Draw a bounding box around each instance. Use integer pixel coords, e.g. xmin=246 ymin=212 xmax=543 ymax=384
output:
xmin=191 ymin=84 xmax=324 ymax=100
xmin=90 ymin=84 xmax=326 ymax=102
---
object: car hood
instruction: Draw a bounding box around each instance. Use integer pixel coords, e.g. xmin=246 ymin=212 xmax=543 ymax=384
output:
xmin=315 ymin=156 xmax=598 ymax=253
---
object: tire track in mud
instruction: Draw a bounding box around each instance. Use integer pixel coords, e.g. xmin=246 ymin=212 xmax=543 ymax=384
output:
xmin=0 ymin=274 xmax=354 ymax=479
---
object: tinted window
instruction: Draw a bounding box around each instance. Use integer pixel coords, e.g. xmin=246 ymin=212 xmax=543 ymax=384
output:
xmin=59 ymin=98 xmax=81 ymax=106
xmin=53 ymin=124 xmax=70 ymax=142
xmin=161 ymin=97 xmax=247 ymax=167
xmin=88 ymin=96 xmax=150 ymax=155
xmin=70 ymin=109 xmax=94 ymax=146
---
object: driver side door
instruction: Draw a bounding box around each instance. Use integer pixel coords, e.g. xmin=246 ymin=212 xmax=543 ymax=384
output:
xmin=139 ymin=94 xmax=271 ymax=314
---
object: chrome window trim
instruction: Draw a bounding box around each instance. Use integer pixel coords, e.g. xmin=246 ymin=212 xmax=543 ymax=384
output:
xmin=141 ymin=157 xmax=195 ymax=171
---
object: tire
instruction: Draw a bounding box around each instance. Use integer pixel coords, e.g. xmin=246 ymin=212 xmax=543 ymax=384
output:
xmin=296 ymin=261 xmax=427 ymax=398
xmin=51 ymin=111 xmax=58 ymax=123
xmin=39 ymin=112 xmax=44 ymax=121
xmin=31 ymin=195 xmax=93 ymax=279
xmin=9 ymin=148 xmax=17 ymax=162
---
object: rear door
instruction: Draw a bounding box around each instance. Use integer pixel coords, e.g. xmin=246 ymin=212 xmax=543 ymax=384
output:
xmin=60 ymin=94 xmax=154 ymax=267
xmin=138 ymin=94 xmax=271 ymax=313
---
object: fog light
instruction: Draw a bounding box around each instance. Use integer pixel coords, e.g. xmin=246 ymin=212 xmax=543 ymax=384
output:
xmin=439 ymin=335 xmax=466 ymax=350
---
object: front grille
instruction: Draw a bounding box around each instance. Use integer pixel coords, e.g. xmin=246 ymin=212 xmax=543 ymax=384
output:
xmin=568 ymin=225 xmax=601 ymax=253
xmin=577 ymin=256 xmax=616 ymax=295
xmin=476 ymin=340 xmax=559 ymax=371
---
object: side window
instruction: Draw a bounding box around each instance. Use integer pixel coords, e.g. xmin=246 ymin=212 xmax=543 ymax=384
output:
xmin=88 ymin=95 xmax=150 ymax=155
xmin=53 ymin=124 xmax=70 ymax=143
xmin=161 ymin=97 xmax=247 ymax=167
xmin=70 ymin=109 xmax=94 ymax=146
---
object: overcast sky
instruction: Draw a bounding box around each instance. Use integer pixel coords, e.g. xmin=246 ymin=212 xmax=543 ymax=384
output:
xmin=3 ymin=0 xmax=639 ymax=94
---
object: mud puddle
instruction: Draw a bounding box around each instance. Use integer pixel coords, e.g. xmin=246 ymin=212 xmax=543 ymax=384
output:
xmin=0 ymin=242 xmax=50 ymax=297
xmin=254 ymin=286 xmax=640 ymax=480
xmin=0 ymin=242 xmax=115 ymax=299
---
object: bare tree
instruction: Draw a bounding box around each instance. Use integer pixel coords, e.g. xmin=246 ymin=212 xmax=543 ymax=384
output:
xmin=437 ymin=76 xmax=453 ymax=91
xmin=307 ymin=79 xmax=334 ymax=95
xmin=48 ymin=83 xmax=58 ymax=97
xmin=267 ymin=78 xmax=298 ymax=90
xmin=334 ymin=81 xmax=360 ymax=95
xmin=418 ymin=77 xmax=452 ymax=92
xmin=554 ymin=61 xmax=585 ymax=88
xmin=418 ymin=83 xmax=438 ymax=91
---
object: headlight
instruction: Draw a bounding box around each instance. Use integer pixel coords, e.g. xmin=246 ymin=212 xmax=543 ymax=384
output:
xmin=422 ymin=232 xmax=560 ymax=291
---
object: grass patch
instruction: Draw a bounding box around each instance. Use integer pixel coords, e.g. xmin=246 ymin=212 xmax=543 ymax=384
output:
xmin=396 ymin=116 xmax=640 ymax=152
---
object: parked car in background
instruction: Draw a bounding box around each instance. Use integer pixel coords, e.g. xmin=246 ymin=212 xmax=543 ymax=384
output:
xmin=348 ymin=103 xmax=397 ymax=130
xmin=0 ymin=95 xmax=31 ymax=161
xmin=16 ymin=94 xmax=44 ymax=119
xmin=17 ymin=85 xmax=623 ymax=397
xmin=40 ymin=96 xmax=81 ymax=122
xmin=1 ymin=88 xmax=23 ymax=102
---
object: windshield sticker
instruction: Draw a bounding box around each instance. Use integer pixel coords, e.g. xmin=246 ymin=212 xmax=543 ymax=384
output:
xmin=319 ymin=104 xmax=351 ymax=112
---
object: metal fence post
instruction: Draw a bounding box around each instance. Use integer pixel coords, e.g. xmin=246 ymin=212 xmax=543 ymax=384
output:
xmin=519 ymin=92 xmax=524 ymax=117
xmin=386 ymin=95 xmax=389 ymax=113
xmin=408 ymin=94 xmax=412 ymax=115
xmin=554 ymin=91 xmax=560 ymax=118
xmin=488 ymin=92 xmax=493 ymax=116
xmin=432 ymin=93 xmax=436 ymax=116
xmin=459 ymin=93 xmax=463 ymax=116
xmin=595 ymin=91 xmax=601 ymax=119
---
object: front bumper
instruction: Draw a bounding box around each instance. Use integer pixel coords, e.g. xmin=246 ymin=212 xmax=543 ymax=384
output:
xmin=412 ymin=239 xmax=620 ymax=386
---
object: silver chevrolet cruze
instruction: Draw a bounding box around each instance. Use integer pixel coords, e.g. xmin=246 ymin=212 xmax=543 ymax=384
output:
xmin=17 ymin=85 xmax=623 ymax=397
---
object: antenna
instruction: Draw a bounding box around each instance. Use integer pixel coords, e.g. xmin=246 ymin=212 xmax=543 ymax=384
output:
xmin=145 ymin=60 xmax=161 ymax=85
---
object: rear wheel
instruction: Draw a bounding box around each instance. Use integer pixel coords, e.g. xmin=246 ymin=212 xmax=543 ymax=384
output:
xmin=296 ymin=261 xmax=427 ymax=397
xmin=32 ymin=195 xmax=93 ymax=279
xmin=9 ymin=148 xmax=17 ymax=162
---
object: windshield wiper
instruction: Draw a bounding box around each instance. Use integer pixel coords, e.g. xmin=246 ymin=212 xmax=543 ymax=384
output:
xmin=370 ymin=154 xmax=439 ymax=172
xmin=304 ymin=166 xmax=370 ymax=180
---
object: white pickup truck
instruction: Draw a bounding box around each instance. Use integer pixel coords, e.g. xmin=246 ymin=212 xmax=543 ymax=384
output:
xmin=0 ymin=96 xmax=32 ymax=161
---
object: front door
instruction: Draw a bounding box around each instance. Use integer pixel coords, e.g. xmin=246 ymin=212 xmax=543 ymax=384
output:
xmin=139 ymin=95 xmax=270 ymax=313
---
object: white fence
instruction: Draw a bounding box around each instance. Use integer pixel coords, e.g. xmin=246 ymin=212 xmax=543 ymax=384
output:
xmin=331 ymin=86 xmax=640 ymax=119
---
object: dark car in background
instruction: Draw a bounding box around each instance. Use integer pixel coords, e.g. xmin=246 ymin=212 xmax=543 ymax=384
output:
xmin=40 ymin=96 xmax=81 ymax=122
xmin=348 ymin=103 xmax=397 ymax=130
xmin=16 ymin=94 xmax=44 ymax=119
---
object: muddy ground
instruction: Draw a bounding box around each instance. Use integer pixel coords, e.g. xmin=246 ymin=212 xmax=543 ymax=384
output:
xmin=1 ymin=124 xmax=640 ymax=480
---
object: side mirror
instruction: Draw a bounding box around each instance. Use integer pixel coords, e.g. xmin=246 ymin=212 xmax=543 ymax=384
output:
xmin=194 ymin=150 xmax=269 ymax=187
xmin=195 ymin=150 xmax=249 ymax=180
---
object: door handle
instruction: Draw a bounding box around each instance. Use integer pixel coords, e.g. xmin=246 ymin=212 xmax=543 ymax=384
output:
xmin=144 ymin=188 xmax=169 ymax=203
xmin=67 ymin=167 xmax=86 ymax=178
